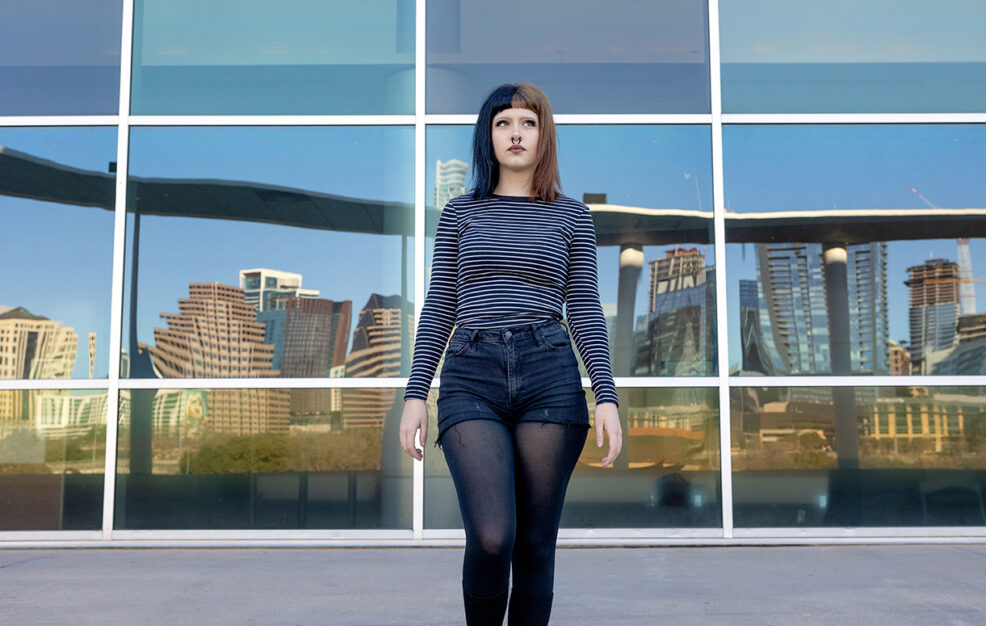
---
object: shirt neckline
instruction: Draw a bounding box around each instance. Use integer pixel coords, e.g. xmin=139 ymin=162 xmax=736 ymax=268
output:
xmin=491 ymin=193 xmax=533 ymax=200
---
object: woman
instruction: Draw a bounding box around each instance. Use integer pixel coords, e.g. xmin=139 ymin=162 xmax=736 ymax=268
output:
xmin=400 ymin=83 xmax=622 ymax=626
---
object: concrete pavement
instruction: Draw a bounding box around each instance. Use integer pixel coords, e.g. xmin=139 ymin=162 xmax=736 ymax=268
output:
xmin=2 ymin=545 xmax=986 ymax=625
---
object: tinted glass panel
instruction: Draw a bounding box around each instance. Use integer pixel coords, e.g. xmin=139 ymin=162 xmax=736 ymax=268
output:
xmin=720 ymin=0 xmax=986 ymax=112
xmin=0 ymin=0 xmax=122 ymax=115
xmin=427 ymin=124 xmax=716 ymax=377
xmin=122 ymin=126 xmax=414 ymax=380
xmin=0 ymin=127 xmax=117 ymax=379
xmin=131 ymin=0 xmax=415 ymax=114
xmin=725 ymin=125 xmax=986 ymax=376
xmin=426 ymin=386 xmax=720 ymax=528
xmin=732 ymin=386 xmax=986 ymax=527
xmin=0 ymin=390 xmax=106 ymax=530
xmin=115 ymin=387 xmax=411 ymax=529
xmin=427 ymin=0 xmax=710 ymax=113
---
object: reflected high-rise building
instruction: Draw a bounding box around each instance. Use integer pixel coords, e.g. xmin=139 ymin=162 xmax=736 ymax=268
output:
xmin=143 ymin=283 xmax=277 ymax=378
xmin=0 ymin=306 xmax=77 ymax=380
xmin=142 ymin=283 xmax=287 ymax=434
xmin=342 ymin=293 xmax=408 ymax=428
xmin=757 ymin=242 xmax=888 ymax=375
xmin=0 ymin=306 xmax=78 ymax=425
xmin=739 ymin=279 xmax=777 ymax=376
xmin=906 ymin=258 xmax=960 ymax=374
xmin=239 ymin=268 xmax=319 ymax=313
xmin=435 ymin=158 xmax=468 ymax=208
xmin=260 ymin=295 xmax=353 ymax=416
xmin=633 ymin=248 xmax=716 ymax=376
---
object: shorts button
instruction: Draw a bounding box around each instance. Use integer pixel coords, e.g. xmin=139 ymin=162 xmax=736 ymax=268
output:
xmin=504 ymin=330 xmax=512 ymax=338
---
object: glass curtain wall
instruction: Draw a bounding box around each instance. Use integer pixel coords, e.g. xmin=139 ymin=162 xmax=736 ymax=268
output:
xmin=1 ymin=0 xmax=984 ymax=539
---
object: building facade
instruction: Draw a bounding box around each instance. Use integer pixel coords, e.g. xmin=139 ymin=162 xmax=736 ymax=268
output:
xmin=1 ymin=1 xmax=984 ymax=545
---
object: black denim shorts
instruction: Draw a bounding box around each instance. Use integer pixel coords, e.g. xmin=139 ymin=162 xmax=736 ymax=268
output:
xmin=435 ymin=318 xmax=591 ymax=448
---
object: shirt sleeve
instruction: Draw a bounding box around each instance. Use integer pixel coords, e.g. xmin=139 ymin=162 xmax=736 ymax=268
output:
xmin=404 ymin=200 xmax=458 ymax=402
xmin=565 ymin=205 xmax=619 ymax=407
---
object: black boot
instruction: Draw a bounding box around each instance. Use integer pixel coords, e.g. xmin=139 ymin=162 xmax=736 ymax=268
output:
xmin=507 ymin=590 xmax=554 ymax=626
xmin=463 ymin=584 xmax=509 ymax=626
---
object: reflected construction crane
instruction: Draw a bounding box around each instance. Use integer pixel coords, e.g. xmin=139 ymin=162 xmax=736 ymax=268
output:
xmin=908 ymin=186 xmax=980 ymax=313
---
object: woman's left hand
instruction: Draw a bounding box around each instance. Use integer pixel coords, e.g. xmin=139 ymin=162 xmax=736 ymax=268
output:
xmin=594 ymin=401 xmax=622 ymax=467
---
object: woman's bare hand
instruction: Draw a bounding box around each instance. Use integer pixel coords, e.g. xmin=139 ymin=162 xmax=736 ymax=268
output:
xmin=594 ymin=401 xmax=622 ymax=467
xmin=400 ymin=398 xmax=429 ymax=461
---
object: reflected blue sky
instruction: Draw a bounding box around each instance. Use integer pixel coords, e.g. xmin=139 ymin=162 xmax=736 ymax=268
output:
xmin=720 ymin=0 xmax=986 ymax=63
xmin=0 ymin=128 xmax=116 ymax=378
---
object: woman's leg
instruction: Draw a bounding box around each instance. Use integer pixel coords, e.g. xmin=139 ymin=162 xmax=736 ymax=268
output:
xmin=441 ymin=419 xmax=517 ymax=625
xmin=508 ymin=422 xmax=588 ymax=625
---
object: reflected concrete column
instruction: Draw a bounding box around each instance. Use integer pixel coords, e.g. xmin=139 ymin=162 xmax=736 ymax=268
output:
xmin=613 ymin=245 xmax=643 ymax=377
xmin=822 ymin=243 xmax=859 ymax=469
xmin=612 ymin=245 xmax=642 ymax=471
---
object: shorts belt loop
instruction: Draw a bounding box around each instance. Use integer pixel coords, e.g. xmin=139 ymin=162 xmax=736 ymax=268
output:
xmin=468 ymin=328 xmax=479 ymax=342
xmin=530 ymin=323 xmax=545 ymax=347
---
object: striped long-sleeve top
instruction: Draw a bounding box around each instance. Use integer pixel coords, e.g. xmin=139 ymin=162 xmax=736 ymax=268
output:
xmin=403 ymin=192 xmax=619 ymax=407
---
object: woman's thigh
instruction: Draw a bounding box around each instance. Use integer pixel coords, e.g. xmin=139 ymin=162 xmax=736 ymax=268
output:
xmin=441 ymin=418 xmax=517 ymax=539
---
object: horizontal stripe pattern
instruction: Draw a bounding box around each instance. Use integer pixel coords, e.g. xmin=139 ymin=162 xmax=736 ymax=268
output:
xmin=404 ymin=193 xmax=619 ymax=407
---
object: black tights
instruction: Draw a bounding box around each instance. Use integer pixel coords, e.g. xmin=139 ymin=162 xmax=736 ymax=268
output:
xmin=441 ymin=418 xmax=587 ymax=620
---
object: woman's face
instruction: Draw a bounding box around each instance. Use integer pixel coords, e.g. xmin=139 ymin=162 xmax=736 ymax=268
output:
xmin=491 ymin=107 xmax=540 ymax=174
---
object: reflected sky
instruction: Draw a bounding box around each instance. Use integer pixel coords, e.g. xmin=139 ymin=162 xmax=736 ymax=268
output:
xmin=721 ymin=0 xmax=986 ymax=63
xmin=0 ymin=128 xmax=116 ymax=379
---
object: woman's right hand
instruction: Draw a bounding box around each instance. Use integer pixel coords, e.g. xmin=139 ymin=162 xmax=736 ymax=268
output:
xmin=399 ymin=398 xmax=429 ymax=461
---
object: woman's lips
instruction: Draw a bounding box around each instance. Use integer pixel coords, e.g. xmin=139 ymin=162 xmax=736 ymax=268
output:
xmin=508 ymin=146 xmax=525 ymax=152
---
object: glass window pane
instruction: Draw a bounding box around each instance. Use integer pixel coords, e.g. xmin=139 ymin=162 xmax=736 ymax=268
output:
xmin=427 ymin=124 xmax=716 ymax=378
xmin=115 ymin=387 xmax=411 ymax=529
xmin=732 ymin=386 xmax=986 ymax=527
xmin=131 ymin=0 xmax=415 ymax=115
xmin=427 ymin=0 xmax=710 ymax=113
xmin=426 ymin=387 xmax=720 ymax=528
xmin=122 ymin=126 xmax=414 ymax=380
xmin=725 ymin=125 xmax=986 ymax=377
xmin=0 ymin=390 xmax=106 ymax=530
xmin=0 ymin=0 xmax=122 ymax=115
xmin=720 ymin=0 xmax=986 ymax=113
xmin=0 ymin=127 xmax=117 ymax=379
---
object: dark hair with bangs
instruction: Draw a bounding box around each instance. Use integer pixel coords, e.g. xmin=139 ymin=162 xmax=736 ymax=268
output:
xmin=469 ymin=83 xmax=562 ymax=203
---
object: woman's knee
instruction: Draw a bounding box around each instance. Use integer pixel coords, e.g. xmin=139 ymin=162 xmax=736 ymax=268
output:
xmin=471 ymin=525 xmax=515 ymax=559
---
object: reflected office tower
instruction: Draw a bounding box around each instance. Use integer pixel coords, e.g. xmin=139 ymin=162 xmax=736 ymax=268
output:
xmin=906 ymin=258 xmax=960 ymax=375
xmin=634 ymin=248 xmax=716 ymax=376
xmin=0 ymin=306 xmax=77 ymax=426
xmin=757 ymin=242 xmax=888 ymax=375
xmin=342 ymin=294 xmax=407 ymax=428
xmin=142 ymin=283 xmax=287 ymax=434
xmin=0 ymin=306 xmax=77 ymax=379
xmin=239 ymin=268 xmax=319 ymax=313
xmin=259 ymin=296 xmax=353 ymax=416
xmin=435 ymin=158 xmax=468 ymax=208
xmin=739 ymin=280 xmax=777 ymax=375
